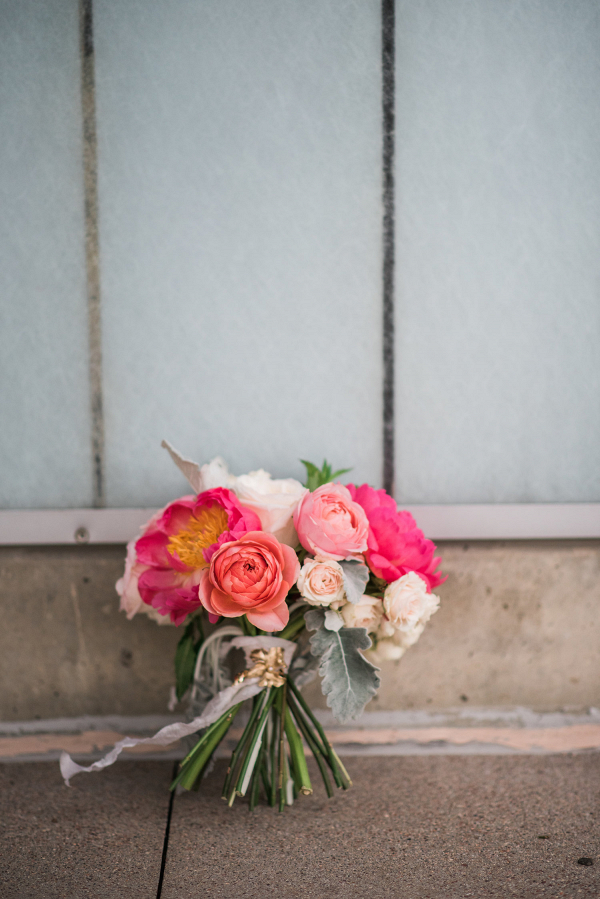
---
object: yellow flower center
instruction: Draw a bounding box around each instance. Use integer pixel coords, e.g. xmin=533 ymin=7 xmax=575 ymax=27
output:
xmin=167 ymin=504 xmax=229 ymax=569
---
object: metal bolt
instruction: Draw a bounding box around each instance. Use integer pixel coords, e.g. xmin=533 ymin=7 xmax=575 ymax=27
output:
xmin=74 ymin=526 xmax=90 ymax=544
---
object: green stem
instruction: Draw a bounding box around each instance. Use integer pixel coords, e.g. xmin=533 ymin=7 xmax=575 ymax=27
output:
xmin=287 ymin=678 xmax=347 ymax=789
xmin=278 ymin=684 xmax=287 ymax=812
xmin=177 ymin=704 xmax=240 ymax=773
xmin=278 ymin=615 xmax=307 ymax=641
xmin=239 ymin=615 xmax=257 ymax=636
xmin=222 ymin=693 xmax=264 ymax=800
xmin=287 ymin=696 xmax=333 ymax=798
xmin=230 ymin=688 xmax=275 ymax=804
xmin=248 ymin=745 xmax=263 ymax=812
xmin=284 ymin=706 xmax=312 ymax=795
xmin=269 ymin=706 xmax=278 ymax=807
xmin=331 ymin=748 xmax=353 ymax=788
xmin=172 ymin=704 xmax=241 ymax=791
xmin=258 ymin=721 xmax=271 ymax=803
xmin=283 ymin=749 xmax=294 ymax=806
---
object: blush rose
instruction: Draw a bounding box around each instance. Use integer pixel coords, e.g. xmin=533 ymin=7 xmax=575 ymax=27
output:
xmin=340 ymin=595 xmax=384 ymax=632
xmin=199 ymin=531 xmax=299 ymax=631
xmin=297 ymin=558 xmax=346 ymax=608
xmin=381 ymin=571 xmax=440 ymax=647
xmin=293 ymin=483 xmax=369 ymax=560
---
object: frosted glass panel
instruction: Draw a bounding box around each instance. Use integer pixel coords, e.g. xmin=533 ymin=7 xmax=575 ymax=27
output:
xmin=395 ymin=0 xmax=600 ymax=503
xmin=94 ymin=0 xmax=382 ymax=507
xmin=0 ymin=0 xmax=92 ymax=509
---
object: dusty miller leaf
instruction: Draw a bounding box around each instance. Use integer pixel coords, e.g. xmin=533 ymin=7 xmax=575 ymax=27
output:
xmin=339 ymin=560 xmax=369 ymax=604
xmin=310 ymin=625 xmax=380 ymax=723
xmin=304 ymin=608 xmax=325 ymax=632
xmin=324 ymin=609 xmax=344 ymax=631
xmin=288 ymin=629 xmax=320 ymax=688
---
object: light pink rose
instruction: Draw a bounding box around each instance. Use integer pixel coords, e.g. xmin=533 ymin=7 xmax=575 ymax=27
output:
xmin=297 ymin=558 xmax=346 ymax=607
xmin=366 ymin=638 xmax=405 ymax=663
xmin=293 ymin=483 xmax=369 ymax=560
xmin=199 ymin=531 xmax=299 ymax=631
xmin=340 ymin=595 xmax=384 ymax=632
xmin=382 ymin=571 xmax=440 ymax=645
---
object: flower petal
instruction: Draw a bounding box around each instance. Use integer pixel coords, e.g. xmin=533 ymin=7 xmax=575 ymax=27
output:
xmin=246 ymin=602 xmax=289 ymax=631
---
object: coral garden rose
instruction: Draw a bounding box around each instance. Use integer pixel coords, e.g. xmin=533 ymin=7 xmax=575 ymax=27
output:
xmin=340 ymin=595 xmax=384 ymax=633
xmin=293 ymin=483 xmax=369 ymax=561
xmin=200 ymin=531 xmax=299 ymax=631
xmin=233 ymin=469 xmax=308 ymax=547
xmin=381 ymin=571 xmax=440 ymax=646
xmin=346 ymin=483 xmax=445 ymax=590
xmin=134 ymin=488 xmax=261 ymax=625
xmin=297 ymin=558 xmax=346 ymax=608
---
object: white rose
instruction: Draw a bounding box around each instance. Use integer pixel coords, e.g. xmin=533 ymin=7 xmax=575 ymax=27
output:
xmin=233 ymin=469 xmax=307 ymax=546
xmin=383 ymin=571 xmax=440 ymax=645
xmin=197 ymin=456 xmax=236 ymax=491
xmin=297 ymin=558 xmax=346 ymax=607
xmin=366 ymin=638 xmax=405 ymax=664
xmin=340 ymin=595 xmax=383 ymax=633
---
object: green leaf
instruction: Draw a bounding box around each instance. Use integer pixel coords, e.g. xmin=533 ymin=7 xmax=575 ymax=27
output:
xmin=330 ymin=467 xmax=352 ymax=480
xmin=300 ymin=460 xmax=322 ymax=491
xmin=310 ymin=623 xmax=380 ymax=723
xmin=300 ymin=459 xmax=352 ymax=491
xmin=174 ymin=618 xmax=202 ymax=701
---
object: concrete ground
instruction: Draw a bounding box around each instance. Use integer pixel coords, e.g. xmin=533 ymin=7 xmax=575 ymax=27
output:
xmin=1 ymin=754 xmax=598 ymax=898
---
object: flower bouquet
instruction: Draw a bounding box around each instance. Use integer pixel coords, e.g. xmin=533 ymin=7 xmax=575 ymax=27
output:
xmin=60 ymin=443 xmax=444 ymax=810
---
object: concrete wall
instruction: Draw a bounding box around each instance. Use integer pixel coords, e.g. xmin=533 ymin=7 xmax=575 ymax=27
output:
xmin=1 ymin=541 xmax=599 ymax=721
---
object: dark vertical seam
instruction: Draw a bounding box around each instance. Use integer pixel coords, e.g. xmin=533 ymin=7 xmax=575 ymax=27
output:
xmin=156 ymin=763 xmax=178 ymax=899
xmin=382 ymin=0 xmax=395 ymax=496
xmin=79 ymin=0 xmax=105 ymax=507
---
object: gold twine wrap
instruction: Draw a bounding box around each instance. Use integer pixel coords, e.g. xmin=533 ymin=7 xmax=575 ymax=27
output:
xmin=235 ymin=647 xmax=287 ymax=688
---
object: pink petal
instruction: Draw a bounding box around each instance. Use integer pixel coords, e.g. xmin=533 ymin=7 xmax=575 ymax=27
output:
xmin=246 ymin=602 xmax=289 ymax=631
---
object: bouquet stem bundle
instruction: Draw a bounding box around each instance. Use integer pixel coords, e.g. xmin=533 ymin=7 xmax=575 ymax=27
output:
xmin=70 ymin=452 xmax=444 ymax=809
xmin=171 ymin=676 xmax=351 ymax=810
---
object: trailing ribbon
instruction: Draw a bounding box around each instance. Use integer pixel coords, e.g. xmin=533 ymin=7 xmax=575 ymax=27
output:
xmin=60 ymin=636 xmax=297 ymax=785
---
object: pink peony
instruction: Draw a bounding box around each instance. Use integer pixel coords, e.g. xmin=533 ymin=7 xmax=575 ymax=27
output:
xmin=346 ymin=483 xmax=445 ymax=591
xmin=293 ymin=483 xmax=369 ymax=560
xmin=116 ymin=512 xmax=172 ymax=625
xmin=134 ymin=488 xmax=261 ymax=625
xmin=117 ymin=536 xmax=152 ymax=621
xmin=200 ymin=531 xmax=299 ymax=631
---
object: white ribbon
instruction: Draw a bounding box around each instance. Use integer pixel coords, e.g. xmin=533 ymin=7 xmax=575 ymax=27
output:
xmin=60 ymin=635 xmax=297 ymax=785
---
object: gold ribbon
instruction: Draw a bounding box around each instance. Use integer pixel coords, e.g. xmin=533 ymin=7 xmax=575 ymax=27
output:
xmin=234 ymin=647 xmax=287 ymax=688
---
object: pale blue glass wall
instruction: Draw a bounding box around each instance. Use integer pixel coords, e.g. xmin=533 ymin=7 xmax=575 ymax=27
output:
xmin=1 ymin=1 xmax=599 ymax=510
xmin=394 ymin=0 xmax=600 ymax=502
xmin=93 ymin=0 xmax=383 ymax=507
xmin=0 ymin=0 xmax=92 ymax=508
